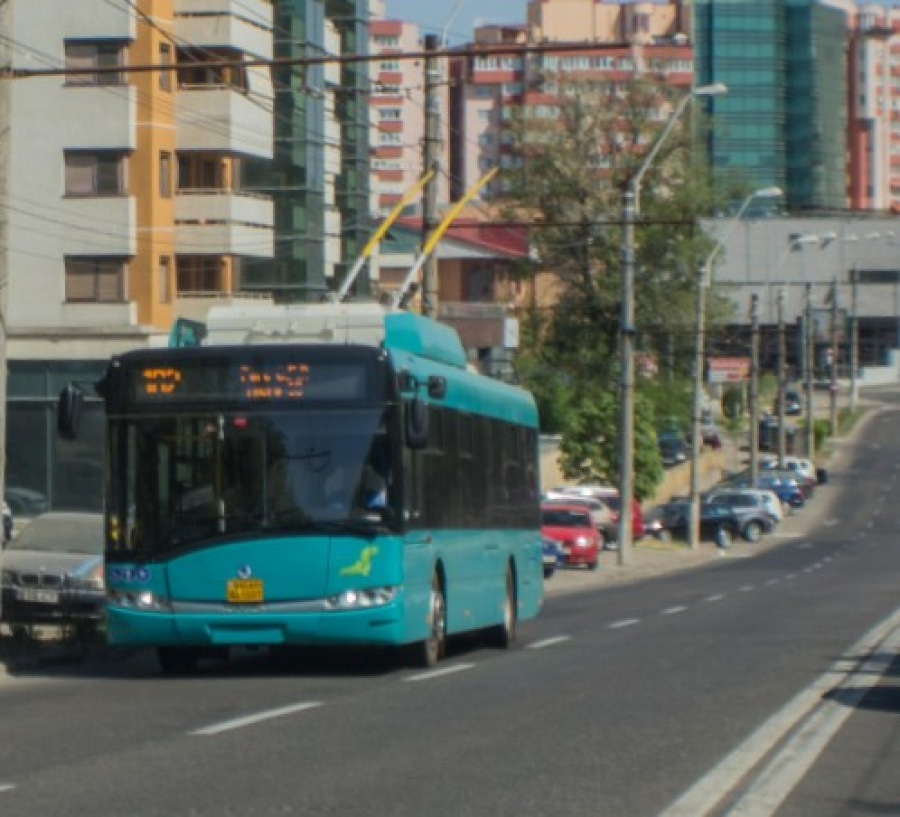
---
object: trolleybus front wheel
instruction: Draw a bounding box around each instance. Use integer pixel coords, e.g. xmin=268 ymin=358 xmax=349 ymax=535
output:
xmin=406 ymin=573 xmax=446 ymax=668
xmin=487 ymin=565 xmax=517 ymax=649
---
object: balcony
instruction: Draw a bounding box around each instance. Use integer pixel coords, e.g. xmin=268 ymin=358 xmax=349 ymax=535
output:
xmin=175 ymin=87 xmax=274 ymax=159
xmin=175 ymin=190 xmax=274 ymax=257
xmin=175 ymin=0 xmax=273 ymax=59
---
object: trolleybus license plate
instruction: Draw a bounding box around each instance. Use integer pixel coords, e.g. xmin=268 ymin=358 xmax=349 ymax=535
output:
xmin=226 ymin=579 xmax=264 ymax=603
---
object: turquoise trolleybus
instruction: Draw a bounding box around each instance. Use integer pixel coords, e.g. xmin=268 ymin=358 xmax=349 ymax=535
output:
xmin=59 ymin=304 xmax=543 ymax=673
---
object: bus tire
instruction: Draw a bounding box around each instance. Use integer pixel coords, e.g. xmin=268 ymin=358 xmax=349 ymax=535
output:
xmin=157 ymin=646 xmax=199 ymax=676
xmin=488 ymin=566 xmax=517 ymax=649
xmin=406 ymin=573 xmax=446 ymax=668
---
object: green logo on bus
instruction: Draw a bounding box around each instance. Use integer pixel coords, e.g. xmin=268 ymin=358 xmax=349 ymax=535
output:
xmin=340 ymin=546 xmax=379 ymax=577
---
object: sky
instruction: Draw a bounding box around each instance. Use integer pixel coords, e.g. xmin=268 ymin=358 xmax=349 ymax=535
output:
xmin=384 ymin=0 xmax=528 ymax=43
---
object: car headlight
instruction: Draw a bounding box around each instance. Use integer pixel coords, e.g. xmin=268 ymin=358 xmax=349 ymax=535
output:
xmin=69 ymin=563 xmax=105 ymax=591
xmin=325 ymin=586 xmax=398 ymax=610
xmin=575 ymin=536 xmax=591 ymax=547
xmin=108 ymin=588 xmax=171 ymax=611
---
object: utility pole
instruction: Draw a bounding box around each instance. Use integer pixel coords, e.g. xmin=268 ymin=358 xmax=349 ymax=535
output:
xmin=617 ymin=185 xmax=636 ymax=565
xmin=804 ymin=283 xmax=815 ymax=459
xmin=749 ymin=294 xmax=760 ymax=487
xmin=688 ymin=260 xmax=706 ymax=552
xmin=420 ymin=34 xmax=441 ymax=319
xmin=850 ymin=265 xmax=859 ymax=412
xmin=829 ymin=277 xmax=838 ymax=438
xmin=0 ymin=0 xmax=10 ymax=528
xmin=777 ymin=289 xmax=786 ymax=468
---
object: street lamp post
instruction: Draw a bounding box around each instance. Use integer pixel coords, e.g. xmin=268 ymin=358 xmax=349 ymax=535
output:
xmin=688 ymin=186 xmax=783 ymax=550
xmin=617 ymin=83 xmax=727 ymax=566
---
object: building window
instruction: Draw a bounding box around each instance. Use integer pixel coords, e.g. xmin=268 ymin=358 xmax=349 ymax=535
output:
xmin=177 ymin=257 xmax=222 ymax=293
xmin=64 ymin=41 xmax=125 ymax=86
xmin=158 ymin=257 xmax=171 ymax=303
xmin=178 ymin=154 xmax=225 ymax=190
xmin=64 ymin=151 xmax=127 ymax=196
xmin=159 ymin=43 xmax=172 ymax=92
xmin=159 ymin=152 xmax=172 ymax=198
xmin=65 ymin=258 xmax=127 ymax=302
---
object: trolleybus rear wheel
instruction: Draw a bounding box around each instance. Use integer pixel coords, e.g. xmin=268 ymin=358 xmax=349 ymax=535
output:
xmin=488 ymin=566 xmax=517 ymax=649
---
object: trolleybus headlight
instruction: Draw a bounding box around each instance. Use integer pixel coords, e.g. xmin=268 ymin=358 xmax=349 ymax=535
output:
xmin=108 ymin=588 xmax=171 ymax=611
xmin=325 ymin=586 xmax=398 ymax=610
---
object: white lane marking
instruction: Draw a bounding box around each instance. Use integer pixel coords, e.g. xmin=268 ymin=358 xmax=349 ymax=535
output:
xmin=405 ymin=663 xmax=475 ymax=683
xmin=662 ymin=606 xmax=688 ymax=616
xmin=765 ymin=579 xmax=780 ymax=586
xmin=660 ymin=604 xmax=900 ymax=817
xmin=730 ymin=625 xmax=900 ymax=816
xmin=740 ymin=585 xmax=755 ymax=592
xmin=705 ymin=594 xmax=725 ymax=603
xmin=608 ymin=619 xmax=640 ymax=630
xmin=528 ymin=636 xmax=572 ymax=650
xmin=191 ymin=702 xmax=322 ymax=736
xmin=0 ymin=784 xmax=16 ymax=793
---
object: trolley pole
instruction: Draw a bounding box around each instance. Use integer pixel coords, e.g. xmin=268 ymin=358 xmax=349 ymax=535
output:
xmin=420 ymin=34 xmax=441 ymax=318
xmin=829 ymin=277 xmax=838 ymax=438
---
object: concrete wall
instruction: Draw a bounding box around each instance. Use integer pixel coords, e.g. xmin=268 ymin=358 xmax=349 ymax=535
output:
xmin=539 ymin=434 xmax=725 ymax=508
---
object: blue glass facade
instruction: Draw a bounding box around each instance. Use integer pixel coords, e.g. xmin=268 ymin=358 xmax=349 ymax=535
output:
xmin=244 ymin=0 xmax=371 ymax=299
xmin=694 ymin=0 xmax=850 ymax=210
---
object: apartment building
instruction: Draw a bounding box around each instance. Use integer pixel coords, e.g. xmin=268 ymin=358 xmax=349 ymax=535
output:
xmin=850 ymin=3 xmax=900 ymax=212
xmin=448 ymin=0 xmax=695 ymax=199
xmin=368 ymin=13 xmax=449 ymax=215
xmin=0 ymin=0 xmax=276 ymax=512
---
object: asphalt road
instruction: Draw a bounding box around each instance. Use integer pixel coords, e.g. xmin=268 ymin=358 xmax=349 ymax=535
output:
xmin=1 ymin=391 xmax=900 ymax=816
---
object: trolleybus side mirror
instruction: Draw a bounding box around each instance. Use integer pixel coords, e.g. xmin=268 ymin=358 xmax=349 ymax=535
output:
xmin=58 ymin=383 xmax=84 ymax=441
xmin=427 ymin=376 xmax=446 ymax=400
xmin=405 ymin=396 xmax=429 ymax=450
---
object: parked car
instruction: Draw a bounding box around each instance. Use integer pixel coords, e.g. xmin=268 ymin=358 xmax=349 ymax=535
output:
xmin=701 ymin=425 xmax=723 ymax=450
xmin=726 ymin=471 xmax=806 ymax=510
xmin=541 ymin=503 xmax=600 ymax=570
xmin=708 ymin=487 xmax=784 ymax=524
xmin=541 ymin=535 xmax=565 ymax=579
xmin=0 ymin=512 xmax=105 ymax=627
xmin=658 ymin=431 xmax=688 ymax=466
xmin=774 ymin=388 xmax=803 ymax=416
xmin=542 ymin=491 xmax=616 ymax=548
xmin=705 ymin=491 xmax=778 ymax=542
xmin=4 ymin=486 xmax=49 ymax=518
xmin=759 ymin=455 xmax=818 ymax=492
xmin=551 ymin=485 xmax=645 ymax=542
xmin=650 ymin=500 xmax=741 ymax=548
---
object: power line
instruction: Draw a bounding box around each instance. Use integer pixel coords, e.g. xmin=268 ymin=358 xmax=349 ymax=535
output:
xmin=3 ymin=40 xmax=651 ymax=80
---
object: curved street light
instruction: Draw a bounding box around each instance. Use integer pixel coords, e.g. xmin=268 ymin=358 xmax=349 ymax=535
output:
xmin=617 ymin=82 xmax=728 ymax=566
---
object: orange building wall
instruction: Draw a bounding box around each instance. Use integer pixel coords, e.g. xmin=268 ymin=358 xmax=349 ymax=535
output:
xmin=132 ymin=0 xmax=176 ymax=328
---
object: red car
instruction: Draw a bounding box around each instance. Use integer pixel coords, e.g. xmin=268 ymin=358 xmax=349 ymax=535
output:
xmin=541 ymin=503 xmax=600 ymax=570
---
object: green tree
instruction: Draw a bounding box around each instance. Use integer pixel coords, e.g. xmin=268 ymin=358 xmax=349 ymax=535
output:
xmin=558 ymin=387 xmax=664 ymax=502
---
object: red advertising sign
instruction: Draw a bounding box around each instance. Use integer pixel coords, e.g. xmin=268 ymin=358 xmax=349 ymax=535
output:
xmin=708 ymin=356 xmax=751 ymax=384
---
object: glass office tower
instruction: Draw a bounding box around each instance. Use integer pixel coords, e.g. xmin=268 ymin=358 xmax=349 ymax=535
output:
xmin=245 ymin=0 xmax=371 ymax=300
xmin=694 ymin=0 xmax=850 ymax=211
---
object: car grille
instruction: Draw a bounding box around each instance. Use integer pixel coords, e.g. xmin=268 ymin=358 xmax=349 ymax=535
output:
xmin=18 ymin=572 xmax=64 ymax=589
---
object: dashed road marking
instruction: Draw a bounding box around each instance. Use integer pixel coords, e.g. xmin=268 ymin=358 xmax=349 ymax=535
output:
xmin=662 ymin=606 xmax=688 ymax=616
xmin=608 ymin=619 xmax=641 ymax=630
xmin=0 ymin=784 xmax=15 ymax=793
xmin=191 ymin=702 xmax=323 ymax=736
xmin=528 ymin=636 xmax=572 ymax=650
xmin=705 ymin=594 xmax=726 ymax=603
xmin=405 ymin=663 xmax=475 ymax=683
xmin=740 ymin=585 xmax=755 ymax=592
